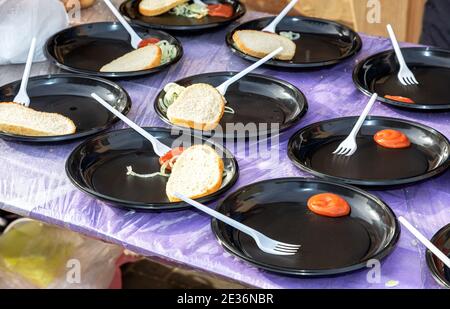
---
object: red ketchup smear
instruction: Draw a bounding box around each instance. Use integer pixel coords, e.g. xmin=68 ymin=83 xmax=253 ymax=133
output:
xmin=384 ymin=95 xmax=415 ymax=104
xmin=374 ymin=129 xmax=411 ymax=149
xmin=207 ymin=4 xmax=234 ymax=18
xmin=138 ymin=38 xmax=160 ymax=49
xmin=159 ymin=147 xmax=184 ymax=171
xmin=307 ymin=193 xmax=351 ymax=218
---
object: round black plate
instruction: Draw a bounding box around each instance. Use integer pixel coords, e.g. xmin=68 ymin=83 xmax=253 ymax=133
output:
xmin=45 ymin=22 xmax=183 ymax=78
xmin=226 ymin=16 xmax=362 ymax=69
xmin=353 ymin=47 xmax=450 ymax=111
xmin=288 ymin=116 xmax=450 ymax=188
xmin=154 ymin=72 xmax=308 ymax=138
xmin=0 ymin=74 xmax=131 ymax=143
xmin=212 ymin=178 xmax=400 ymax=276
xmin=120 ymin=0 xmax=246 ymax=32
xmin=426 ymin=224 xmax=450 ymax=289
xmin=66 ymin=127 xmax=239 ymax=211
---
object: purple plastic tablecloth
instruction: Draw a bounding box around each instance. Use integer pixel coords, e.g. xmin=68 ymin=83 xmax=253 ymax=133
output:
xmin=0 ymin=11 xmax=449 ymax=288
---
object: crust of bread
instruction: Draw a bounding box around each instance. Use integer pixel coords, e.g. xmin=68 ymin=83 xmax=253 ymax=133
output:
xmin=0 ymin=102 xmax=76 ymax=136
xmin=169 ymin=101 xmax=225 ymax=131
xmin=232 ymin=30 xmax=295 ymax=61
xmin=0 ymin=123 xmax=70 ymax=136
xmin=146 ymin=45 xmax=162 ymax=69
xmin=166 ymin=146 xmax=224 ymax=202
xmin=138 ymin=0 xmax=189 ymax=17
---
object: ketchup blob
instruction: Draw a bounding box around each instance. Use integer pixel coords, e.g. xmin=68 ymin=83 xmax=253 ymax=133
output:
xmin=307 ymin=193 xmax=351 ymax=218
xmin=374 ymin=129 xmax=411 ymax=149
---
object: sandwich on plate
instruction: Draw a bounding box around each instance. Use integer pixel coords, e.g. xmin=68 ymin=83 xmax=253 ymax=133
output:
xmin=232 ymin=30 xmax=297 ymax=61
xmin=166 ymin=83 xmax=225 ymax=131
xmin=139 ymin=0 xmax=234 ymax=19
xmin=165 ymin=144 xmax=224 ymax=202
xmin=158 ymin=82 xmax=235 ymax=131
xmin=139 ymin=0 xmax=189 ymax=16
xmin=127 ymin=144 xmax=225 ymax=202
xmin=100 ymin=39 xmax=177 ymax=73
xmin=0 ymin=102 xmax=76 ymax=137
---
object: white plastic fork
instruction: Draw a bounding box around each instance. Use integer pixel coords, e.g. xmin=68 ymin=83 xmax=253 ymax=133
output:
xmin=333 ymin=93 xmax=378 ymax=157
xmin=103 ymin=0 xmax=142 ymax=49
xmin=174 ymin=192 xmax=301 ymax=256
xmin=13 ymin=37 xmax=37 ymax=107
xmin=262 ymin=0 xmax=298 ymax=33
xmin=399 ymin=217 xmax=450 ymax=269
xmin=386 ymin=24 xmax=419 ymax=86
xmin=215 ymin=47 xmax=283 ymax=96
xmin=91 ymin=93 xmax=171 ymax=157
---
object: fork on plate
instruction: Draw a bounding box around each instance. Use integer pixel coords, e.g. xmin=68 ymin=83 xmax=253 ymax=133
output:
xmin=91 ymin=93 xmax=171 ymax=157
xmin=174 ymin=192 xmax=301 ymax=256
xmin=333 ymin=93 xmax=378 ymax=157
xmin=13 ymin=37 xmax=37 ymax=107
xmin=387 ymin=24 xmax=419 ymax=86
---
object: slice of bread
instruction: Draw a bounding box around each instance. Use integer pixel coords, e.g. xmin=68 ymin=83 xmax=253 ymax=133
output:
xmin=139 ymin=0 xmax=189 ymax=16
xmin=166 ymin=83 xmax=225 ymax=131
xmin=0 ymin=102 xmax=76 ymax=136
xmin=233 ymin=30 xmax=297 ymax=61
xmin=166 ymin=144 xmax=224 ymax=202
xmin=100 ymin=44 xmax=162 ymax=73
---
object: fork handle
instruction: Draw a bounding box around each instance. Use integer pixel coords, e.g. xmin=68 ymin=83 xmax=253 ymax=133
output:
xmin=399 ymin=217 xmax=450 ymax=268
xmin=262 ymin=0 xmax=298 ymax=32
xmin=349 ymin=93 xmax=378 ymax=138
xmin=103 ymin=0 xmax=141 ymax=47
xmin=91 ymin=93 xmax=171 ymax=156
xmin=174 ymin=192 xmax=259 ymax=238
xmin=387 ymin=24 xmax=407 ymax=68
xmin=18 ymin=38 xmax=37 ymax=95
xmin=217 ymin=47 xmax=283 ymax=95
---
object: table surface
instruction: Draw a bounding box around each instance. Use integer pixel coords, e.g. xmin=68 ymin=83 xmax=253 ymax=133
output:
xmin=0 ymin=2 xmax=449 ymax=289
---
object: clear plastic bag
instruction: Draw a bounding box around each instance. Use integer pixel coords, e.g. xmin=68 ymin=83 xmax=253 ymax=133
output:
xmin=0 ymin=219 xmax=123 ymax=289
xmin=0 ymin=0 xmax=69 ymax=64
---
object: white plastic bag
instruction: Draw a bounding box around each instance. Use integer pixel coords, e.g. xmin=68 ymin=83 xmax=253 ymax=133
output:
xmin=0 ymin=219 xmax=123 ymax=289
xmin=0 ymin=0 xmax=69 ymax=64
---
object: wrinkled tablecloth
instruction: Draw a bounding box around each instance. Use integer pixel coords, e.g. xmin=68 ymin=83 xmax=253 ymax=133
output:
xmin=0 ymin=10 xmax=449 ymax=288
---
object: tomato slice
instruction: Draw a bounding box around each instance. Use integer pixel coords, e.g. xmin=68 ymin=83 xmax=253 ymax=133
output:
xmin=207 ymin=4 xmax=234 ymax=18
xmin=384 ymin=95 xmax=415 ymax=104
xmin=138 ymin=38 xmax=160 ymax=48
xmin=374 ymin=129 xmax=411 ymax=149
xmin=307 ymin=193 xmax=351 ymax=218
xmin=159 ymin=147 xmax=184 ymax=168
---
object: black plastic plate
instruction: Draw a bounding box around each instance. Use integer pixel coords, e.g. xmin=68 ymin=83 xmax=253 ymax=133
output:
xmin=288 ymin=116 xmax=450 ymax=188
xmin=66 ymin=127 xmax=239 ymax=211
xmin=154 ymin=72 xmax=308 ymax=138
xmin=120 ymin=0 xmax=246 ymax=31
xmin=0 ymin=74 xmax=131 ymax=143
xmin=226 ymin=16 xmax=362 ymax=69
xmin=212 ymin=178 xmax=400 ymax=276
xmin=426 ymin=224 xmax=450 ymax=288
xmin=45 ymin=22 xmax=183 ymax=78
xmin=353 ymin=47 xmax=450 ymax=111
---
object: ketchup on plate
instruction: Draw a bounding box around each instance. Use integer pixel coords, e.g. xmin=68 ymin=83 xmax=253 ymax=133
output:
xmin=208 ymin=4 xmax=234 ymax=18
xmin=384 ymin=95 xmax=415 ymax=104
xmin=138 ymin=38 xmax=160 ymax=49
xmin=374 ymin=129 xmax=411 ymax=149
xmin=159 ymin=147 xmax=184 ymax=169
xmin=307 ymin=193 xmax=351 ymax=218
